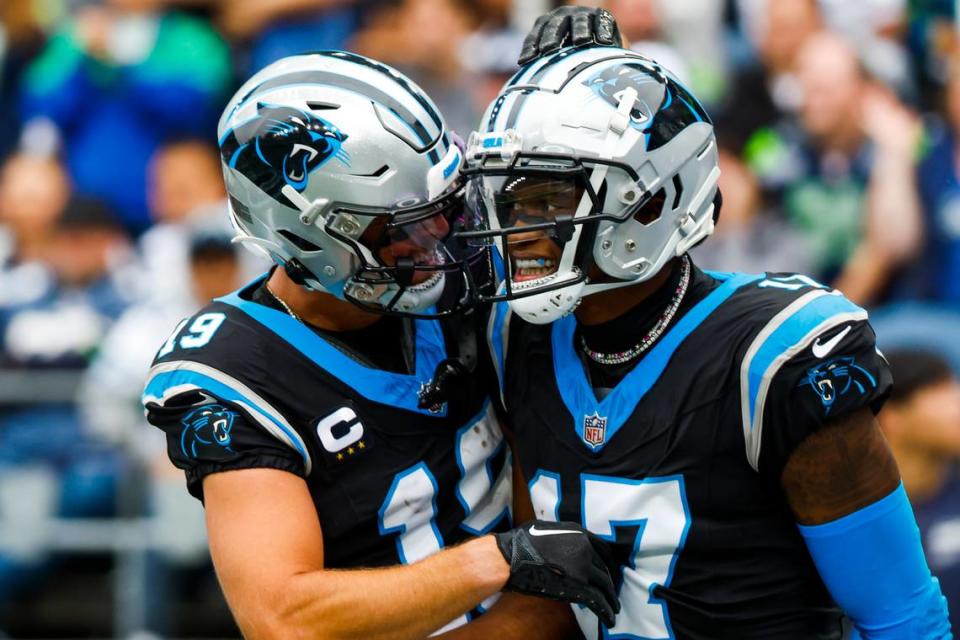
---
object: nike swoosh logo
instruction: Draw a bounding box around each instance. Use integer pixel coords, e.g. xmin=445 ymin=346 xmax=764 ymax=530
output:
xmin=528 ymin=525 xmax=582 ymax=537
xmin=812 ymin=325 xmax=852 ymax=359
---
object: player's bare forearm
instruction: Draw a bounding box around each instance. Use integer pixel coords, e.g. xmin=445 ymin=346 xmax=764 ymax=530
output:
xmin=270 ymin=537 xmax=508 ymax=640
xmin=436 ymin=593 xmax=581 ymax=640
xmin=782 ymin=409 xmax=951 ymax=637
xmin=203 ymin=468 xmax=509 ymax=640
xmin=780 ymin=407 xmax=900 ymax=525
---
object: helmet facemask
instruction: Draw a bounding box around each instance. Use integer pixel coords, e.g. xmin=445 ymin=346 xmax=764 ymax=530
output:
xmin=322 ymin=183 xmax=492 ymax=317
xmin=230 ymin=177 xmax=492 ymax=318
xmin=460 ymin=147 xmax=677 ymax=323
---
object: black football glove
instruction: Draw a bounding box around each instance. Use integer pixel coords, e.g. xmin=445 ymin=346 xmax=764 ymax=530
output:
xmin=495 ymin=520 xmax=621 ymax=627
xmin=518 ymin=6 xmax=622 ymax=65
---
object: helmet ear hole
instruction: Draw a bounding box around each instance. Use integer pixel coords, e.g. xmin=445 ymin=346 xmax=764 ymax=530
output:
xmin=277 ymin=229 xmax=323 ymax=251
xmin=278 ymin=229 xmax=323 ymax=252
xmin=633 ymin=188 xmax=666 ymax=226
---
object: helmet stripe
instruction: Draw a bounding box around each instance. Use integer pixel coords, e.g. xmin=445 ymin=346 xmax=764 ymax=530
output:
xmin=312 ymin=50 xmax=443 ymax=129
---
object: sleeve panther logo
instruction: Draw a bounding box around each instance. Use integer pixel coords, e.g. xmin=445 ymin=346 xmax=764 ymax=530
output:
xmin=220 ymin=102 xmax=350 ymax=206
xmin=799 ymin=356 xmax=877 ymax=413
xmin=180 ymin=404 xmax=237 ymax=459
xmin=582 ymin=62 xmax=710 ymax=151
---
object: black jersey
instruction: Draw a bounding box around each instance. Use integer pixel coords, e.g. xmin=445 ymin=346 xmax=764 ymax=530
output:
xmin=142 ymin=276 xmax=511 ymax=631
xmin=490 ymin=268 xmax=892 ymax=640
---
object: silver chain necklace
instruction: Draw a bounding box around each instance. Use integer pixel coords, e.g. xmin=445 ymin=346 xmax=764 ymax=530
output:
xmin=266 ymin=284 xmax=303 ymax=322
xmin=579 ymin=255 xmax=691 ymax=366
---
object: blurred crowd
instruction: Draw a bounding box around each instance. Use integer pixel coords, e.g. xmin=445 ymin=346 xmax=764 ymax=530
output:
xmin=2 ymin=0 xmax=960 ymax=636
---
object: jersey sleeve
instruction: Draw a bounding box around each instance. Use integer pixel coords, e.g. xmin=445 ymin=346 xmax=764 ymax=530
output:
xmin=739 ymin=290 xmax=892 ymax=477
xmin=142 ymin=360 xmax=311 ymax=501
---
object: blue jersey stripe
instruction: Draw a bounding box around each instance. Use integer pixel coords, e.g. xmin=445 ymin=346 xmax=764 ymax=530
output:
xmin=215 ymin=288 xmax=449 ymax=416
xmin=143 ymin=368 xmax=310 ymax=468
xmin=744 ymin=293 xmax=865 ymax=435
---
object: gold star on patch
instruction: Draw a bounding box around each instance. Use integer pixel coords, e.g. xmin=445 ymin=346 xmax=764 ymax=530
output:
xmin=336 ymin=453 xmax=344 ymax=461
xmin=347 ymin=447 xmax=355 ymax=455
xmin=358 ymin=441 xmax=366 ymax=449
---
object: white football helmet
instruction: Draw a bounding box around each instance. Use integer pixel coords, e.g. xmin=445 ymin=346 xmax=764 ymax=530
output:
xmin=218 ymin=50 xmax=486 ymax=316
xmin=459 ymin=46 xmax=720 ymax=324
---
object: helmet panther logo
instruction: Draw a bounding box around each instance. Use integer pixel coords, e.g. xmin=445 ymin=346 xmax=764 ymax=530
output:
xmin=799 ymin=356 xmax=877 ymax=413
xmin=583 ymin=62 xmax=709 ymax=150
xmin=180 ymin=404 xmax=237 ymax=459
xmin=220 ymin=102 xmax=350 ymax=205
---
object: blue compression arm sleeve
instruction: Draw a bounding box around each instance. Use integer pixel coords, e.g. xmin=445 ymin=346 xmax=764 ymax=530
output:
xmin=798 ymin=483 xmax=952 ymax=639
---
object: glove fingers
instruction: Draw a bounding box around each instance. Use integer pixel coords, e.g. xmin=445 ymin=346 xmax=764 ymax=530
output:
xmin=538 ymin=13 xmax=571 ymax=56
xmin=577 ymin=586 xmax=618 ymax=628
xmin=518 ymin=15 xmax=549 ymax=65
xmin=588 ymin=562 xmax=621 ymax=616
xmin=595 ymin=9 xmax=620 ymax=46
xmin=570 ymin=12 xmax=594 ymax=46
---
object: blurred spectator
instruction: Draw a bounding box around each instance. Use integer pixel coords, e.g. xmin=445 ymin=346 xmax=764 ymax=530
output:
xmin=0 ymin=192 xmax=131 ymax=608
xmin=79 ymin=230 xmax=241 ymax=635
xmin=0 ymin=153 xmax=70 ymax=273
xmin=744 ymin=32 xmax=922 ymax=304
xmin=218 ymin=0 xmax=364 ymax=76
xmin=872 ymin=303 xmax=960 ymax=373
xmin=82 ymin=230 xmax=241 ymax=457
xmin=458 ymin=0 xmax=525 ymax=115
xmin=1 ymin=197 xmax=131 ymax=367
xmin=0 ymin=1 xmax=47 ymax=160
xmin=902 ymin=55 xmax=960 ymax=304
xmin=720 ymin=0 xmax=823 ymax=142
xmin=20 ymin=0 xmax=231 ymax=235
xmin=817 ymin=0 xmax=914 ymax=101
xmin=604 ymin=0 xmax=691 ymax=86
xmin=906 ymin=0 xmax=958 ymax=110
xmin=879 ymin=349 xmax=960 ymax=637
xmin=148 ymin=138 xmax=226 ymax=226
xmin=138 ymin=138 xmax=268 ymax=306
xmin=691 ymin=141 xmax=813 ymax=274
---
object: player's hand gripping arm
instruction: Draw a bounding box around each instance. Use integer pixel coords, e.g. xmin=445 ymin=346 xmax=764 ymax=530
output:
xmin=781 ymin=409 xmax=952 ymax=639
xmin=203 ymin=468 xmax=617 ymax=640
xmin=437 ymin=448 xmax=586 ymax=640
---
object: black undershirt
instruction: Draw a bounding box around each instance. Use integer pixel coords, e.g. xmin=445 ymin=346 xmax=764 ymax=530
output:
xmin=576 ymin=258 xmax=720 ymax=396
xmin=250 ymin=280 xmax=409 ymax=374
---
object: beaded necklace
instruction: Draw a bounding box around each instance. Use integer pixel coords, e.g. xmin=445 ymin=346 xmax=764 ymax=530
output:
xmin=579 ymin=254 xmax=691 ymax=366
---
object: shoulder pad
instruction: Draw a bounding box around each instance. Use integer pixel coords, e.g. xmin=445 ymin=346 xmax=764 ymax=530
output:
xmin=143 ymin=358 xmax=312 ymax=474
xmin=737 ymin=279 xmax=868 ymax=471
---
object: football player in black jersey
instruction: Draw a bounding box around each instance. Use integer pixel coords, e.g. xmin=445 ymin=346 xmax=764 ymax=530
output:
xmin=141 ymin=12 xmax=627 ymax=639
xmin=458 ymin=45 xmax=953 ymax=639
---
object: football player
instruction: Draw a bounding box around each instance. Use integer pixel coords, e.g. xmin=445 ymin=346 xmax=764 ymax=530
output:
xmin=460 ymin=45 xmax=953 ymax=639
xmin=140 ymin=19 xmax=625 ymax=639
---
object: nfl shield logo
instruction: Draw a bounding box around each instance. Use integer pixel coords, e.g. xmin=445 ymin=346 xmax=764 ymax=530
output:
xmin=583 ymin=412 xmax=608 ymax=447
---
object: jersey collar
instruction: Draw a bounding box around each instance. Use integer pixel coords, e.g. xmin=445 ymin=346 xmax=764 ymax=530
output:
xmin=217 ymin=276 xmax=449 ymax=417
xmin=551 ymin=271 xmax=762 ymax=452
